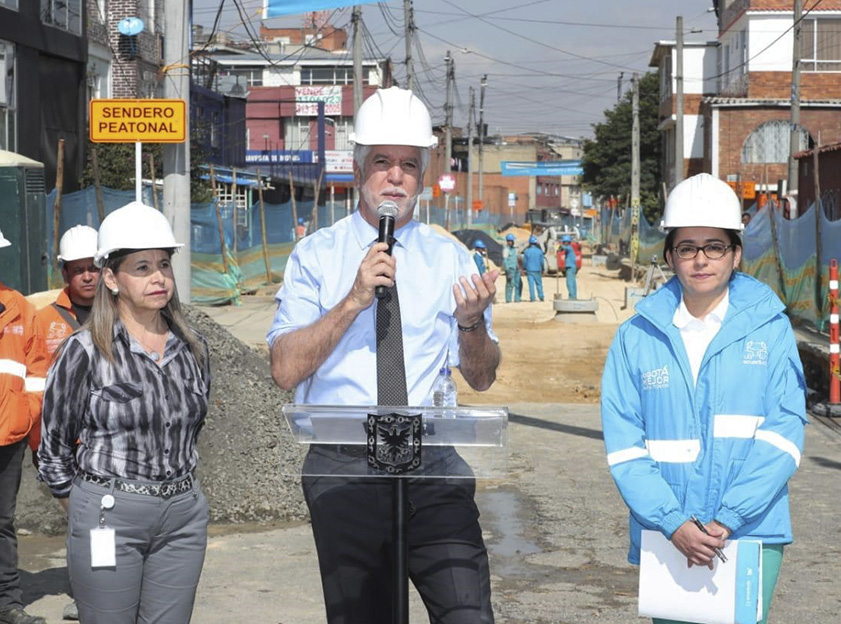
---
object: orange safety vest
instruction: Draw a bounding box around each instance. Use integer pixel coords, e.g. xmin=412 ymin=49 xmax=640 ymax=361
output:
xmin=35 ymin=287 xmax=80 ymax=358
xmin=0 ymin=282 xmax=48 ymax=449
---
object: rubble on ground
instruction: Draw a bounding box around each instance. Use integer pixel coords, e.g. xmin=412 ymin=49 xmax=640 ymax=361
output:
xmin=17 ymin=306 xmax=308 ymax=535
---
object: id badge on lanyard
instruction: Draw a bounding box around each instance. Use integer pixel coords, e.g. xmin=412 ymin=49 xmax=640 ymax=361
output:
xmin=90 ymin=494 xmax=116 ymax=567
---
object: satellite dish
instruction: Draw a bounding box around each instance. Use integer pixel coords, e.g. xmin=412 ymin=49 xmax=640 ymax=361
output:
xmin=117 ymin=17 xmax=145 ymax=36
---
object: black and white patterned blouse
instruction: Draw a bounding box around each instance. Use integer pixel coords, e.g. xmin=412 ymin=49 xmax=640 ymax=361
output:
xmin=39 ymin=319 xmax=210 ymax=498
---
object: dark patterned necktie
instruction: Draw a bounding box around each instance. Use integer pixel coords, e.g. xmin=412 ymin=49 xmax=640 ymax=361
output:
xmin=376 ymin=285 xmax=409 ymax=406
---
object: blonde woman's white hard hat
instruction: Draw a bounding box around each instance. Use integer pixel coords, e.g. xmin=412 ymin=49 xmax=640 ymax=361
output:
xmin=660 ymin=173 xmax=744 ymax=233
xmin=349 ymin=87 xmax=438 ymax=148
xmin=95 ymin=201 xmax=183 ymax=268
xmin=58 ymin=225 xmax=99 ymax=263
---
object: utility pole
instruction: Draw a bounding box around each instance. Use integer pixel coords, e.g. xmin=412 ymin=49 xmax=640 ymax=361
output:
xmin=444 ymin=51 xmax=453 ymax=174
xmin=404 ymin=0 xmax=414 ymax=92
xmin=788 ymin=0 xmax=802 ymax=216
xmin=631 ymin=73 xmax=640 ymax=272
xmin=352 ymin=5 xmax=363 ymax=211
xmin=467 ymin=87 xmax=475 ymax=228
xmin=617 ymin=72 xmax=624 ymax=102
xmin=352 ymin=6 xmax=363 ymax=113
xmin=675 ymin=16 xmax=684 ymax=186
xmin=163 ymin=0 xmax=191 ymax=301
xmin=478 ymin=75 xmax=487 ymax=203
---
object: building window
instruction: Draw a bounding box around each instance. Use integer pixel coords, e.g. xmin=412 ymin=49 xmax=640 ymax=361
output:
xmin=41 ymin=0 xmax=82 ymax=35
xmin=741 ymin=120 xmax=811 ymax=164
xmin=329 ymin=116 xmax=353 ymax=150
xmin=0 ymin=1 xmax=18 ymax=10
xmin=285 ymin=118 xmax=313 ymax=151
xmin=801 ymin=18 xmax=841 ymax=71
xmin=227 ymin=68 xmax=262 ymax=87
xmin=301 ymin=67 xmax=352 ymax=85
xmin=0 ymin=40 xmax=15 ymax=152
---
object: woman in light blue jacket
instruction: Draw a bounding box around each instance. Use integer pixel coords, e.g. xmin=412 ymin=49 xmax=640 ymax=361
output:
xmin=601 ymin=174 xmax=807 ymax=624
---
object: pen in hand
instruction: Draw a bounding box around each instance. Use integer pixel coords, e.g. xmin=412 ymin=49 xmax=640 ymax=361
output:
xmin=690 ymin=515 xmax=728 ymax=563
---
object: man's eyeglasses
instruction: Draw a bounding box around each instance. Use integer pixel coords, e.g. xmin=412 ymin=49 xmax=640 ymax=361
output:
xmin=672 ymin=243 xmax=732 ymax=260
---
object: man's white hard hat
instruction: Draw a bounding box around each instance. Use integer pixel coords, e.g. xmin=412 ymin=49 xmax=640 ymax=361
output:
xmin=349 ymin=87 xmax=438 ymax=148
xmin=58 ymin=225 xmax=99 ymax=263
xmin=95 ymin=201 xmax=183 ymax=268
xmin=660 ymin=173 xmax=744 ymax=233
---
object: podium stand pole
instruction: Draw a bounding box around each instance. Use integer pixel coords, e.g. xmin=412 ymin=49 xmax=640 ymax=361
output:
xmin=393 ymin=479 xmax=409 ymax=624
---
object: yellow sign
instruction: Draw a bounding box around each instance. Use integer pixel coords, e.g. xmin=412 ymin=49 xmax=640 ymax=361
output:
xmin=89 ymin=99 xmax=186 ymax=143
xmin=726 ymin=180 xmax=756 ymax=200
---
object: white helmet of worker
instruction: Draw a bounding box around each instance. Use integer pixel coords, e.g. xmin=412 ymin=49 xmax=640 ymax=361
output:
xmin=349 ymin=87 xmax=438 ymax=148
xmin=58 ymin=225 xmax=98 ymax=263
xmin=0 ymin=225 xmax=10 ymax=249
xmin=95 ymin=201 xmax=183 ymax=268
xmin=660 ymin=173 xmax=743 ymax=233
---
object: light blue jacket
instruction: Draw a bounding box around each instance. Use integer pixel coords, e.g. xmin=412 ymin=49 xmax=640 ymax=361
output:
xmin=522 ymin=245 xmax=544 ymax=272
xmin=600 ymin=273 xmax=807 ymax=564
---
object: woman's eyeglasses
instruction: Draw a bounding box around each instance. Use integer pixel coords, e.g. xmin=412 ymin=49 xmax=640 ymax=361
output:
xmin=672 ymin=243 xmax=732 ymax=260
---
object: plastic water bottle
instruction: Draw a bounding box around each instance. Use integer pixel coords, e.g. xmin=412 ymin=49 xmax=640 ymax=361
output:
xmin=432 ymin=366 xmax=458 ymax=418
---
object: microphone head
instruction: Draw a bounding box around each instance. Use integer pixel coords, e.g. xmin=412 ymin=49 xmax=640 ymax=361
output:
xmin=377 ymin=200 xmax=399 ymax=219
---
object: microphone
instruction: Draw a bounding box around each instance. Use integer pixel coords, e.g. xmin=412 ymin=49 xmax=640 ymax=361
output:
xmin=375 ymin=200 xmax=399 ymax=299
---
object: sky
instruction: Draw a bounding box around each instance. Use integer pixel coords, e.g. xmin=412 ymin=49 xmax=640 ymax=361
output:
xmin=191 ymin=0 xmax=720 ymax=139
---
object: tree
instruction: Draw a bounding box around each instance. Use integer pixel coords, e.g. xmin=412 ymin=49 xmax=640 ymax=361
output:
xmin=581 ymin=71 xmax=662 ymax=224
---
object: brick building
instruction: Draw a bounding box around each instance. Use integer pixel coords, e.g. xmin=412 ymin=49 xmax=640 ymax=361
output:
xmin=650 ymin=0 xmax=841 ymax=200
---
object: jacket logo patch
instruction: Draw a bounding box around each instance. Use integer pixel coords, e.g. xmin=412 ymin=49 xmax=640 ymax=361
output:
xmin=3 ymin=324 xmax=24 ymax=336
xmin=641 ymin=365 xmax=670 ymax=390
xmin=743 ymin=340 xmax=768 ymax=366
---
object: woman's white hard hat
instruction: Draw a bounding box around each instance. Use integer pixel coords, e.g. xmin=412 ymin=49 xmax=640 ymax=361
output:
xmin=349 ymin=87 xmax=438 ymax=148
xmin=58 ymin=225 xmax=99 ymax=263
xmin=95 ymin=201 xmax=183 ymax=268
xmin=660 ymin=173 xmax=744 ymax=233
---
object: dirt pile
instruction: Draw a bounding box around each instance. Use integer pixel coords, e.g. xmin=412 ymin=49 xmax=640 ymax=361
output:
xmin=16 ymin=306 xmax=308 ymax=535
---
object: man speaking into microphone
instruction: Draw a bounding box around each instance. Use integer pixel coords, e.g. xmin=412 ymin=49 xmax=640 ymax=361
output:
xmin=267 ymin=87 xmax=500 ymax=624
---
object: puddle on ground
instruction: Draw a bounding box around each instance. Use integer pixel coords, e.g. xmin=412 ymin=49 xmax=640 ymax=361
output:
xmin=478 ymin=489 xmax=541 ymax=576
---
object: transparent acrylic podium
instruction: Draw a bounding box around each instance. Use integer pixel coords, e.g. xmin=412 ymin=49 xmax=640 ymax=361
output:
xmin=281 ymin=404 xmax=508 ymax=479
xmin=281 ymin=404 xmax=508 ymax=624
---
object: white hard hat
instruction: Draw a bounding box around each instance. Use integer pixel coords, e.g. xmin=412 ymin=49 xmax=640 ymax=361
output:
xmin=58 ymin=225 xmax=98 ymax=263
xmin=349 ymin=87 xmax=438 ymax=148
xmin=660 ymin=173 xmax=743 ymax=232
xmin=0 ymin=226 xmax=10 ymax=249
xmin=95 ymin=201 xmax=183 ymax=268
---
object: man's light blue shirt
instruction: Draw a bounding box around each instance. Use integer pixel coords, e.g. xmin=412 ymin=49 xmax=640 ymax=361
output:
xmin=267 ymin=210 xmax=498 ymax=406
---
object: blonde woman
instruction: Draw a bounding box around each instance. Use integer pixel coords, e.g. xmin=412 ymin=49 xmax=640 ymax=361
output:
xmin=39 ymin=202 xmax=210 ymax=624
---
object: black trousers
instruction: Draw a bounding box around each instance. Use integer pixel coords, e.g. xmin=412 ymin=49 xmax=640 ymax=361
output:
xmin=302 ymin=446 xmax=494 ymax=624
xmin=0 ymin=439 xmax=26 ymax=611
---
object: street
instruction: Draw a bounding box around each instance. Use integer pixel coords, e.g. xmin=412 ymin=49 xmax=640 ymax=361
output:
xmin=17 ymin=402 xmax=841 ymax=623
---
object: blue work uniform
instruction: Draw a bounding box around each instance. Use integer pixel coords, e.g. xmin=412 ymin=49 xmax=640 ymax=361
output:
xmin=502 ymin=245 xmax=520 ymax=303
xmin=521 ymin=245 xmax=545 ymax=302
xmin=561 ymin=242 xmax=577 ymax=300
xmin=473 ymin=250 xmax=486 ymax=275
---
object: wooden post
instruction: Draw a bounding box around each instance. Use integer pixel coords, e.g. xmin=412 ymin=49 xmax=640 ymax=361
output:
xmin=231 ymin=167 xmax=238 ymax=253
xmin=289 ymin=171 xmax=299 ymax=240
xmin=52 ymin=139 xmax=65 ymax=277
xmin=813 ymin=141 xmax=823 ymax=321
xmin=257 ymin=168 xmax=272 ymax=284
xmin=149 ymin=152 xmax=159 ymax=210
xmin=90 ymin=146 xmax=106 ymax=223
xmin=209 ymin=163 xmax=230 ymax=275
xmin=767 ymin=189 xmax=786 ymax=302
xmin=311 ymin=168 xmax=324 ymax=231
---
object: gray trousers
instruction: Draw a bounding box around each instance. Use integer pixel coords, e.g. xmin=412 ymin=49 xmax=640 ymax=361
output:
xmin=0 ymin=439 xmax=26 ymax=611
xmin=66 ymin=475 xmax=208 ymax=624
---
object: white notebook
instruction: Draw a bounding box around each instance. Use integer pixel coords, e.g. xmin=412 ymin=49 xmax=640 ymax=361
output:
xmin=638 ymin=530 xmax=762 ymax=624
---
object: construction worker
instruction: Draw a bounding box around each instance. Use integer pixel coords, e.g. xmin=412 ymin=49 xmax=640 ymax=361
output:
xmin=502 ymin=233 xmax=521 ymax=303
xmin=268 ymin=86 xmax=500 ymax=624
xmin=296 ymin=217 xmax=307 ymax=240
xmin=472 ymin=239 xmax=487 ymax=275
xmin=559 ymin=234 xmax=578 ymax=300
xmin=0 ymin=225 xmax=48 ymax=624
xmin=522 ymin=235 xmax=545 ymax=302
xmin=40 ymin=202 xmax=211 ymax=624
xmin=601 ymin=174 xmax=806 ymax=624
xmin=36 ymin=226 xmax=100 ymax=356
